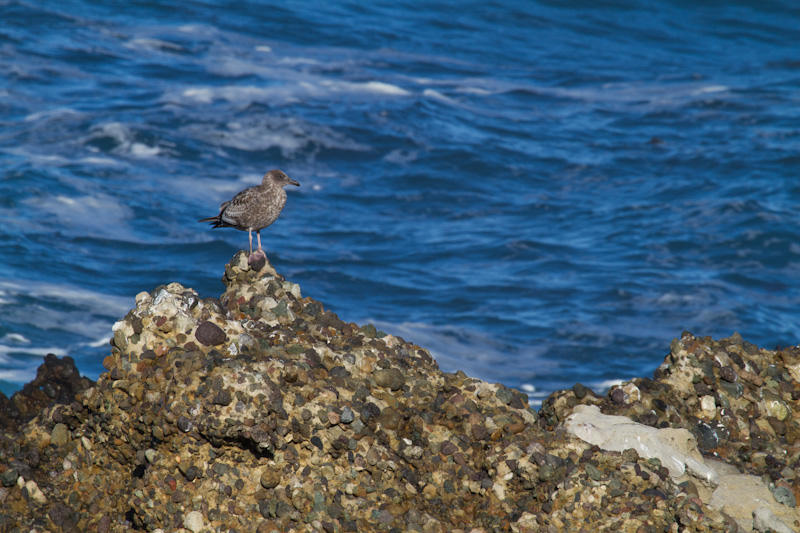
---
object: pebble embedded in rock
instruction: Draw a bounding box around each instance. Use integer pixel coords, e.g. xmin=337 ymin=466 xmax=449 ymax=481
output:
xmin=340 ymin=406 xmax=354 ymax=424
xmin=47 ymin=504 xmax=73 ymax=528
xmin=50 ymin=423 xmax=70 ymax=447
xmin=260 ymin=469 xmax=281 ymax=489
xmin=177 ymin=416 xmax=193 ymax=433
xmin=195 ymin=321 xmax=227 ymax=346
xmin=183 ymin=510 xmax=205 ymax=532
xmin=621 ymin=448 xmax=639 ymax=462
xmin=539 ymin=464 xmax=556 ymax=481
xmin=1 ymin=468 xmax=18 ymax=487
xmin=585 ymin=463 xmax=603 ymax=481
xmin=440 ymin=441 xmax=457 ymax=456
xmin=359 ymin=324 xmax=377 ymax=338
xmin=719 ymin=366 xmax=737 ymax=383
xmin=495 ymin=387 xmax=514 ymax=405
xmin=772 ymin=486 xmax=796 ymax=508
xmin=610 ymin=388 xmax=626 ymax=404
xmin=184 ymin=465 xmax=199 ymax=481
xmin=213 ymin=389 xmax=232 ymax=406
xmin=272 ymin=300 xmax=289 ymax=317
xmin=97 ymin=515 xmax=111 ymax=533
xmin=372 ymin=368 xmax=405 ymax=390
xmin=573 ymin=383 xmax=591 ymax=399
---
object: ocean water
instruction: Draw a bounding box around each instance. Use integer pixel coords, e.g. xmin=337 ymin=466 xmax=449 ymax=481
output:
xmin=1 ymin=0 xmax=799 ymax=404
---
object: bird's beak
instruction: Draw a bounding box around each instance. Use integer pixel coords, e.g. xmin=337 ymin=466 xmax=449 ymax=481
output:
xmin=290 ymin=179 xmax=300 ymax=186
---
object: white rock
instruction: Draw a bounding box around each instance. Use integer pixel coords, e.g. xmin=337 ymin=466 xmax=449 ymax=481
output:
xmin=24 ymin=479 xmax=47 ymax=504
xmin=709 ymin=465 xmax=800 ymax=533
xmin=566 ymin=405 xmax=800 ymax=532
xmin=284 ymin=281 xmax=302 ymax=299
xmin=144 ymin=449 xmax=157 ymax=463
xmin=622 ymin=382 xmax=641 ymax=402
xmin=787 ymin=362 xmax=800 ymax=383
xmin=565 ymin=404 xmax=716 ymax=482
xmin=492 ymin=482 xmax=506 ymax=501
xmin=183 ymin=510 xmax=205 ymax=532
xmin=753 ymin=506 xmax=795 ymax=533
xmin=700 ymin=395 xmax=717 ymax=418
xmin=174 ymin=313 xmax=197 ymax=334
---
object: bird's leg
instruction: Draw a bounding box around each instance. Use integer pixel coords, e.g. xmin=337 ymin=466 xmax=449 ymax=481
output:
xmin=248 ymin=230 xmax=254 ymax=255
xmin=248 ymin=230 xmax=266 ymax=263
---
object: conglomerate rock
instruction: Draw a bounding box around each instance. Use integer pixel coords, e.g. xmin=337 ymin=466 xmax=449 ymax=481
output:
xmin=541 ymin=331 xmax=800 ymax=532
xmin=0 ymin=354 xmax=94 ymax=431
xmin=0 ymin=252 xmax=798 ymax=532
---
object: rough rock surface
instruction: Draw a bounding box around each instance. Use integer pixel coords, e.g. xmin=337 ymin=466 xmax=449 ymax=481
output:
xmin=0 ymin=354 xmax=94 ymax=431
xmin=542 ymin=332 xmax=800 ymax=532
xmin=0 ymin=252 xmax=798 ymax=532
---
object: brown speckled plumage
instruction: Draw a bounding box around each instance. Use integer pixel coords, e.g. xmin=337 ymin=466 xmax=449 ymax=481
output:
xmin=199 ymin=169 xmax=299 ymax=258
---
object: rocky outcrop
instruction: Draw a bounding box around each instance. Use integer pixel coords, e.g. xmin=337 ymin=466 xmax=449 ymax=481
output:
xmin=0 ymin=354 xmax=94 ymax=431
xmin=0 ymin=252 xmax=798 ymax=532
xmin=543 ymin=332 xmax=800 ymax=532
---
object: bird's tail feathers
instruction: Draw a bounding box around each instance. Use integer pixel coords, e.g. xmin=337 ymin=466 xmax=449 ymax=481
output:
xmin=198 ymin=216 xmax=229 ymax=228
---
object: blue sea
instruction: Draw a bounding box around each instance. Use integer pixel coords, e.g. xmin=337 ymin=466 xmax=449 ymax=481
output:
xmin=1 ymin=0 xmax=799 ymax=405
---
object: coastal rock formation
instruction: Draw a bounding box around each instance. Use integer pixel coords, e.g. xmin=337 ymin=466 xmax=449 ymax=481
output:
xmin=0 ymin=252 xmax=798 ymax=532
xmin=0 ymin=354 xmax=94 ymax=431
xmin=542 ymin=332 xmax=800 ymax=532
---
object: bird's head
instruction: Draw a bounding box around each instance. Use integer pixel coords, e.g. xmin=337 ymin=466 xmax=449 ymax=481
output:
xmin=263 ymin=169 xmax=300 ymax=188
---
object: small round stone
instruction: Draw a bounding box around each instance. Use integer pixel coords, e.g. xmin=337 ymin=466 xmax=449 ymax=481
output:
xmin=183 ymin=510 xmax=205 ymax=532
xmin=440 ymin=441 xmax=457 ymax=456
xmin=610 ymin=388 xmax=626 ymax=404
xmin=195 ymin=321 xmax=227 ymax=346
xmin=47 ymin=505 xmax=73 ymax=528
xmin=585 ymin=463 xmax=603 ymax=481
xmin=621 ymin=448 xmax=640 ymax=462
xmin=719 ymin=366 xmax=737 ymax=383
xmin=572 ymin=383 xmax=590 ymax=399
xmin=359 ymin=324 xmax=377 ymax=338
xmin=538 ymin=464 xmax=556 ymax=481
xmin=97 ymin=515 xmax=111 ymax=533
xmin=495 ymin=388 xmax=514 ymax=405
xmin=260 ymin=469 xmax=281 ymax=489
xmin=373 ymin=368 xmax=405 ymax=391
xmin=1 ymin=468 xmax=18 ymax=487
xmin=50 ymin=423 xmax=70 ymax=447
xmin=177 ymin=416 xmax=193 ymax=433
xmin=772 ymin=486 xmax=796 ymax=508
xmin=184 ymin=466 xmax=199 ymax=482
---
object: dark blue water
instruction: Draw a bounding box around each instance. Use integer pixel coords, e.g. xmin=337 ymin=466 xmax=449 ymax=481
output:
xmin=2 ymin=0 xmax=799 ymax=404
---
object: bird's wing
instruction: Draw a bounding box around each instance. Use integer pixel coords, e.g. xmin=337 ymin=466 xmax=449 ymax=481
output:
xmin=219 ymin=187 xmax=257 ymax=225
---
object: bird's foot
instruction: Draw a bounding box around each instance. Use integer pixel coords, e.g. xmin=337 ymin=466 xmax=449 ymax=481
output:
xmin=248 ymin=249 xmax=267 ymax=269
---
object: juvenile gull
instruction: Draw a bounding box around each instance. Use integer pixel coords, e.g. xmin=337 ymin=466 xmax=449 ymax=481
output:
xmin=199 ymin=169 xmax=300 ymax=262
